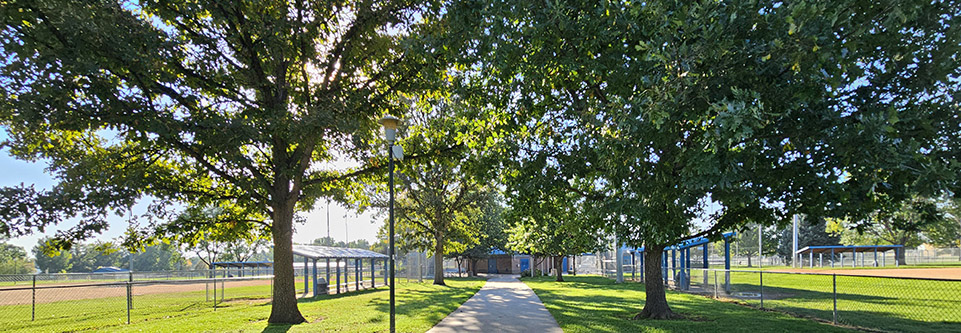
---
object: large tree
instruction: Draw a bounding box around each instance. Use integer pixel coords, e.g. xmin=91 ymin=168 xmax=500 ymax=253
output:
xmin=453 ymin=0 xmax=960 ymax=319
xmin=505 ymin=188 xmax=603 ymax=282
xmin=358 ymin=97 xmax=491 ymax=286
xmin=0 ymin=0 xmax=452 ymax=323
xmin=452 ymin=193 xmax=508 ymax=277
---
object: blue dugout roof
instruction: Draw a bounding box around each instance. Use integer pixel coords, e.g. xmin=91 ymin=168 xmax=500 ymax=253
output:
xmin=292 ymin=244 xmax=388 ymax=259
xmin=630 ymin=232 xmax=737 ymax=253
xmin=92 ymin=266 xmax=129 ymax=273
xmin=796 ymin=245 xmax=903 ymax=255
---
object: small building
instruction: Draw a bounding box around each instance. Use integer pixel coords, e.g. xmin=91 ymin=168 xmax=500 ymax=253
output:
xmin=475 ymin=250 xmax=515 ymax=274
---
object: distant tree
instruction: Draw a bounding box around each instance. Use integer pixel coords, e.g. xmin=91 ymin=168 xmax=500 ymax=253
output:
xmin=731 ymin=224 xmax=778 ymax=267
xmin=828 ymin=196 xmax=946 ymax=264
xmin=0 ymin=241 xmax=33 ymax=274
xmin=132 ymin=243 xmax=187 ymax=271
xmin=923 ymin=198 xmax=961 ymax=248
xmin=32 ymin=238 xmax=72 ymax=273
xmin=778 ymin=217 xmax=841 ymax=265
xmin=223 ymin=238 xmax=268 ymax=263
xmin=311 ymin=237 xmax=338 ymax=247
xmin=69 ymin=242 xmax=126 ymax=272
xmin=345 ymin=239 xmax=371 ymax=250
xmin=506 ymin=189 xmax=603 ymax=282
xmin=369 ymin=238 xmax=389 ymax=255
xmin=450 ymin=192 xmax=508 ymax=276
xmin=309 ymin=237 xmax=371 ymax=250
xmin=186 ymin=239 xmax=227 ymax=270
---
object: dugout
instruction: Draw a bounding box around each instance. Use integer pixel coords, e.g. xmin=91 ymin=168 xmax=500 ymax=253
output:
xmin=211 ymin=261 xmax=272 ymax=277
xmin=795 ymin=245 xmax=904 ymax=268
xmin=292 ymin=245 xmax=389 ymax=297
xmin=631 ymin=231 xmax=736 ymax=292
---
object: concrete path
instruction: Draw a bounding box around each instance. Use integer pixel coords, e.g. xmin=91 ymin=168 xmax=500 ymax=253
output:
xmin=427 ymin=275 xmax=563 ymax=333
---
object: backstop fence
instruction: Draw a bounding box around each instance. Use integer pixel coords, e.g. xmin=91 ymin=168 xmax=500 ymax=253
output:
xmin=670 ymin=269 xmax=960 ymax=332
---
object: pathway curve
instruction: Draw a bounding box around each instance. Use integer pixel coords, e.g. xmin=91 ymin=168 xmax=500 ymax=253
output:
xmin=427 ymin=275 xmax=563 ymax=333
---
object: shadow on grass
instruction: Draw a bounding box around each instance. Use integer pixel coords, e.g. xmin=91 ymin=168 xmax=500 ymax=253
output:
xmin=523 ymin=275 xmax=855 ymax=333
xmin=261 ymin=323 xmax=292 ymax=333
xmin=296 ymin=286 xmax=385 ymax=303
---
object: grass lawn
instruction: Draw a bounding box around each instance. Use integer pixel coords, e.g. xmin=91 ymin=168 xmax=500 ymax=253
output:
xmin=522 ymin=275 xmax=850 ymax=333
xmin=0 ymin=277 xmax=485 ymax=332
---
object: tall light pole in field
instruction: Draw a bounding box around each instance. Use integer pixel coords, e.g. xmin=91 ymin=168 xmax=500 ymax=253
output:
xmin=380 ymin=115 xmax=403 ymax=333
xmin=326 ymin=199 xmax=331 ymax=242
xmin=758 ymin=224 xmax=762 ymax=269
xmin=792 ymin=215 xmax=799 ymax=268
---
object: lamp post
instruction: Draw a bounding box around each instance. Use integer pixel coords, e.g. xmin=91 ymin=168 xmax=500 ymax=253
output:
xmin=379 ymin=115 xmax=401 ymax=333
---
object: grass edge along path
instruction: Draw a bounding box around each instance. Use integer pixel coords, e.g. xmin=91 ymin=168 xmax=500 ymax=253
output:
xmin=2 ymin=277 xmax=485 ymax=333
xmin=522 ymin=275 xmax=851 ymax=333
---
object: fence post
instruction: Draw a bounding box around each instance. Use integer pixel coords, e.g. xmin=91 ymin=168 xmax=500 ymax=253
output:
xmin=832 ymin=274 xmax=837 ymax=324
xmin=126 ymin=281 xmax=131 ymax=324
xmin=31 ymin=274 xmax=36 ymax=321
xmin=759 ymin=271 xmax=764 ymax=309
xmin=713 ymin=270 xmax=718 ymax=299
xmin=128 ymin=271 xmax=133 ymax=310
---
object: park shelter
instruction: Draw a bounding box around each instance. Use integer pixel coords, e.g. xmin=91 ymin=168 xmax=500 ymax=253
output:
xmin=211 ymin=261 xmax=273 ymax=277
xmin=794 ymin=245 xmax=904 ymax=268
xmin=292 ymin=244 xmax=389 ymax=297
xmin=631 ymin=231 xmax=736 ymax=291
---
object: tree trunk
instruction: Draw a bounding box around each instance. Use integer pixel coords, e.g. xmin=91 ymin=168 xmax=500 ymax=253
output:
xmin=433 ymin=232 xmax=446 ymax=285
xmin=554 ymin=256 xmax=564 ymax=282
xmin=635 ymin=244 xmax=680 ymax=320
xmin=469 ymin=258 xmax=478 ymax=276
xmin=746 ymin=253 xmax=752 ymax=267
xmin=267 ymin=202 xmax=307 ymax=324
xmin=897 ymin=245 xmax=907 ymax=265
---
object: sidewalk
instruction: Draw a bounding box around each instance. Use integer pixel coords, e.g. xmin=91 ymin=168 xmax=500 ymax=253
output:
xmin=427 ymin=275 xmax=563 ymax=333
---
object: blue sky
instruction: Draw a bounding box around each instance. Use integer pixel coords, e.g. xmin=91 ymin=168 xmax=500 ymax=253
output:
xmin=0 ymin=142 xmax=381 ymax=256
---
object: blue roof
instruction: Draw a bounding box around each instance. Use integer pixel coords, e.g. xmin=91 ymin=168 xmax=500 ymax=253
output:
xmin=92 ymin=266 xmax=129 ymax=273
xmin=292 ymin=244 xmax=388 ymax=259
xmin=796 ymin=245 xmax=903 ymax=255
xmin=631 ymin=232 xmax=737 ymax=253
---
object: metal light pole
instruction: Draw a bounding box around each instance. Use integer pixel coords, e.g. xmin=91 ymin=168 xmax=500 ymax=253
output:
xmin=792 ymin=215 xmax=799 ymax=268
xmin=327 ymin=200 xmax=331 ymax=242
xmin=380 ymin=115 xmax=402 ymax=333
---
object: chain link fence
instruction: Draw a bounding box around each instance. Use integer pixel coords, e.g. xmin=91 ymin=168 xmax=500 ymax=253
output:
xmin=665 ymin=269 xmax=961 ymax=332
xmin=0 ymin=269 xmax=273 ymax=332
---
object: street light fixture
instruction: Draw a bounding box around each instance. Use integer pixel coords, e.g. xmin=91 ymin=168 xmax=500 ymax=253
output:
xmin=379 ymin=115 xmax=401 ymax=333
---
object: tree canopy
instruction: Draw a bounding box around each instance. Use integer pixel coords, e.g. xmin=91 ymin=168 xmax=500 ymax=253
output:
xmin=1 ymin=0 xmax=454 ymax=323
xmin=2 ymin=0 xmax=959 ymax=325
xmin=451 ymin=0 xmax=961 ymax=319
